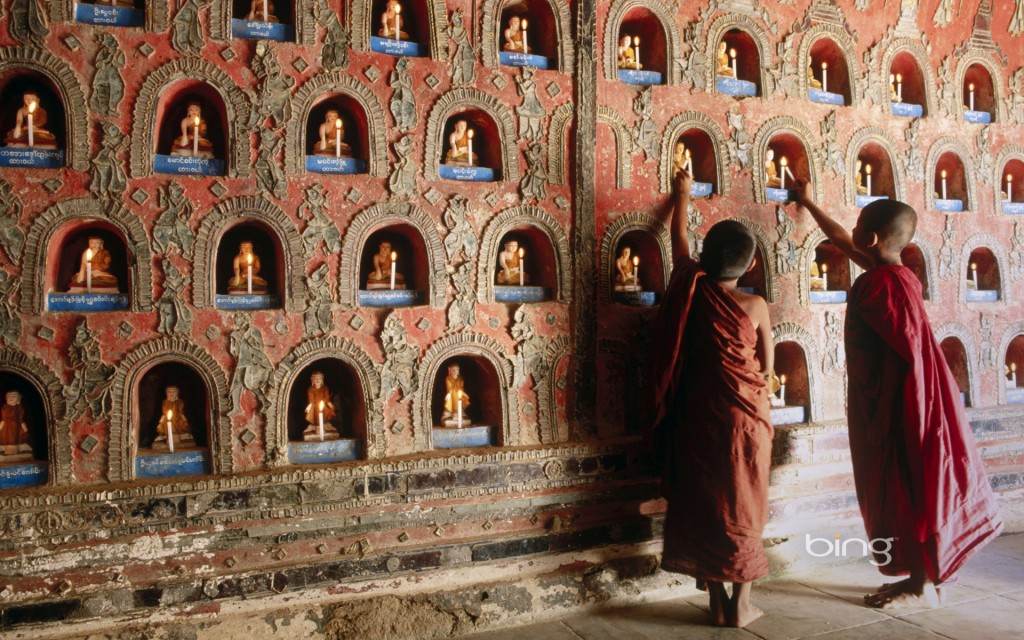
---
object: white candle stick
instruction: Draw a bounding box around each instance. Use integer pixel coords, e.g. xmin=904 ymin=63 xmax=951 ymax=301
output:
xmin=389 ymin=251 xmax=397 ymax=290
xmin=518 ymin=247 xmax=525 ymax=286
xmin=779 ymin=374 xmax=787 ymax=406
xmin=968 ymin=82 xmax=975 ymax=111
xmin=394 ymin=3 xmax=401 ymax=41
xmin=167 ymin=410 xmax=175 ymax=453
xmin=521 ymin=19 xmax=528 ymax=53
xmin=192 ymin=116 xmax=200 ymax=156
xmin=865 ymin=163 xmax=872 ymax=197
xmin=1012 ymin=363 xmax=1018 ymax=388
xmin=262 ymin=0 xmax=267 ymax=21
xmin=335 ymin=118 xmax=341 ymax=159
xmin=633 ymin=36 xmax=640 ymax=69
xmin=821 ymin=62 xmax=828 ymax=94
xmin=780 ymin=156 xmax=788 ymax=189
xmin=1008 ymin=175 xmax=1014 ymax=202
xmin=27 ymin=101 xmax=35 ymax=149
xmin=896 ymin=74 xmax=902 ymax=102
xmin=467 ymin=128 xmax=474 ymax=167
xmin=684 ymin=149 xmax=693 ymax=174
xmin=85 ymin=248 xmax=93 ymax=293
xmin=456 ymin=390 xmax=463 ymax=429
xmin=318 ymin=400 xmax=325 ymax=442
xmin=821 ymin=262 xmax=828 ymax=290
xmin=941 ymin=169 xmax=948 ymax=201
xmin=730 ymin=48 xmax=737 ymax=77
xmin=971 ymin=262 xmax=978 ymax=290
xmin=246 ymin=253 xmax=253 ymax=294
xmin=632 ymin=255 xmax=640 ymax=288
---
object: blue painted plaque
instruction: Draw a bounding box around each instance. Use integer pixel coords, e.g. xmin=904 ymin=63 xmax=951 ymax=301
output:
xmin=617 ymin=70 xmax=663 ymax=86
xmin=856 ymin=195 xmax=889 ymax=208
xmin=1007 ymin=388 xmax=1024 ymax=404
xmin=966 ymin=289 xmax=998 ymax=302
xmin=716 ymin=76 xmax=757 ymax=97
xmin=288 ymin=439 xmax=360 ymax=465
xmin=370 ymin=36 xmax=427 ymax=57
xmin=499 ymin=51 xmax=551 ymax=69
xmin=154 ymin=154 xmax=225 ymax=176
xmin=891 ymin=102 xmax=923 ymax=118
xmin=305 ymin=155 xmax=367 ymax=174
xmin=432 ymin=425 xmax=495 ymax=449
xmin=0 ymin=148 xmax=64 ymax=169
xmin=770 ymin=405 xmax=806 ymax=426
xmin=231 ymin=18 xmax=293 ymax=41
xmin=47 ymin=293 xmax=129 ymax=312
xmin=691 ymin=181 xmax=713 ymax=198
xmin=136 ymin=450 xmax=209 ymax=479
xmin=766 ymin=187 xmax=795 ymax=203
xmin=0 ymin=462 xmax=47 ymax=490
xmin=75 ymin=3 xmax=144 ymax=26
xmin=1002 ymin=201 xmax=1024 ymax=215
xmin=494 ymin=285 xmax=548 ymax=303
xmin=934 ymin=198 xmax=964 ymax=212
xmin=964 ymin=110 xmax=992 ymax=124
xmin=358 ymin=289 xmax=422 ymax=307
xmin=809 ymin=88 xmax=844 ymax=105
xmin=215 ymin=294 xmax=281 ymax=310
xmin=439 ymin=164 xmax=495 ymax=182
xmin=613 ymin=290 xmax=657 ymax=306
xmin=809 ymin=290 xmax=847 ymax=304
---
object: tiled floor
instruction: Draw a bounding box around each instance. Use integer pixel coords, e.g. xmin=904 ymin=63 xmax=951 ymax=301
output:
xmin=466 ymin=533 xmax=1024 ymax=640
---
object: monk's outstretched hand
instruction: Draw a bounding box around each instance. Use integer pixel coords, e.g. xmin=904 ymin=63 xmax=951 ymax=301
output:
xmin=793 ymin=179 xmax=814 ymax=208
xmin=674 ymin=169 xmax=693 ymax=197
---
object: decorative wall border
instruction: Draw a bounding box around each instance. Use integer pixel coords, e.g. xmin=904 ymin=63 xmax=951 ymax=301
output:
xmin=771 ymin=322 xmax=822 ymax=423
xmin=477 ymin=205 xmax=572 ymax=304
xmin=547 ymin=102 xmax=573 ymax=185
xmin=284 ymin=71 xmax=388 ymax=176
xmin=597 ymin=212 xmax=670 ymax=305
xmin=0 ymin=350 xmax=69 ymax=487
xmin=350 ymin=0 xmax=448 ymax=60
xmin=878 ymin=38 xmax=938 ymax=117
xmin=993 ymin=145 xmax=1024 ymax=209
xmin=751 ymin=116 xmax=824 ymax=205
xmin=264 ymin=336 xmax=383 ymax=466
xmin=997 ymin=321 xmax=1024 ymax=406
xmin=959 ymin=233 xmax=1009 ymax=306
xmin=924 ymin=136 xmax=977 ymax=212
xmin=192 ymin=196 xmax=306 ymax=312
xmin=602 ymin=0 xmax=682 ymax=85
xmin=658 ymin=111 xmax=732 ymax=195
xmin=843 ymin=127 xmax=907 ymax=207
xmin=423 ymin=87 xmax=521 ymax=182
xmin=907 ymin=233 xmax=940 ymax=303
xmin=414 ymin=332 xmax=517 ymax=450
xmin=597 ymin=107 xmax=632 ymax=189
xmin=48 ymin=0 xmax=169 ymax=31
xmin=0 ymin=47 xmax=89 ymax=171
xmin=539 ymin=336 xmax=570 ymax=445
xmin=107 ymin=338 xmax=233 ymax=482
xmin=480 ymin=0 xmax=575 ymax=73
xmin=726 ymin=216 xmax=780 ymax=303
xmin=20 ymin=198 xmax=153 ymax=314
xmin=953 ymin=52 xmax=1005 ymax=123
xmin=703 ymin=12 xmax=774 ymax=97
xmin=797 ymin=23 xmax=861 ymax=104
xmin=129 ymin=58 xmax=251 ymax=178
xmin=933 ymin=322 xmax=980 ymax=407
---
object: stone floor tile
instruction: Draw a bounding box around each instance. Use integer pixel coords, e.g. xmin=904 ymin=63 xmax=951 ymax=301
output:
xmin=802 ymin=617 xmax=951 ymax=639
xmin=462 ymin=620 xmax=582 ymax=640
xmin=899 ymin=595 xmax=1024 ymax=640
xmin=562 ymin=600 xmax=758 ymax=640
xmin=999 ymin=589 xmax=1024 ymax=603
xmin=799 ymin=573 xmax=990 ymax=615
xmin=980 ymin=532 xmax=1024 ymax=560
xmin=954 ymin=546 xmax=1024 ymax=595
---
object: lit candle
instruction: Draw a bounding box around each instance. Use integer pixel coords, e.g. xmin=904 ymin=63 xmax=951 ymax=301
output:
xmin=779 ymin=374 xmax=787 ymax=406
xmin=1008 ymin=174 xmax=1014 ymax=202
xmin=1012 ymin=363 xmax=1018 ymax=388
xmin=821 ymin=61 xmax=828 ymax=94
xmin=389 ymin=251 xmax=397 ymax=290
xmin=394 ymin=3 xmax=401 ymax=41
xmin=466 ymin=128 xmax=474 ymax=167
xmin=780 ymin=155 xmax=788 ymax=189
xmin=167 ymin=410 xmax=175 ymax=453
xmin=865 ymin=163 xmax=872 ymax=197
xmin=192 ymin=115 xmax=200 ymax=156
xmin=941 ymin=169 xmax=948 ymax=201
xmin=821 ymin=262 xmax=828 ymax=290
xmin=262 ymin=0 xmax=267 ymax=21
xmin=632 ymin=255 xmax=640 ymax=288
xmin=85 ymin=248 xmax=93 ymax=293
xmin=335 ymin=118 xmax=342 ymax=159
xmin=521 ymin=18 xmax=528 ymax=53
xmin=633 ymin=36 xmax=640 ymax=69
xmin=968 ymin=82 xmax=975 ymax=112
xmin=518 ymin=247 xmax=525 ymax=286
xmin=971 ymin=262 xmax=978 ymax=290
xmin=246 ymin=252 xmax=253 ymax=294
xmin=318 ymin=400 xmax=325 ymax=442
xmin=684 ymin=148 xmax=693 ymax=173
xmin=730 ymin=48 xmax=737 ymax=77
xmin=27 ymin=100 xmax=36 ymax=149
xmin=896 ymin=73 xmax=902 ymax=102
xmin=456 ymin=389 xmax=463 ymax=429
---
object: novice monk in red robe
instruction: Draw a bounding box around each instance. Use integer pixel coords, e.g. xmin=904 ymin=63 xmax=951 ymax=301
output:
xmin=793 ymin=181 xmax=1003 ymax=608
xmin=649 ymin=170 xmax=774 ymax=627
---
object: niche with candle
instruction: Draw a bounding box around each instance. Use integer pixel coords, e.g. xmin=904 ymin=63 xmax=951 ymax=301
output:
xmin=439 ymin=112 xmax=501 ymax=182
xmin=45 ymin=224 xmax=130 ymax=312
xmin=763 ymin=134 xmax=809 ymax=203
xmin=806 ymin=37 xmax=851 ymax=106
xmin=134 ymin=361 xmax=211 ymax=479
xmin=611 ymin=231 xmax=665 ymax=306
xmin=304 ymin=94 xmax=369 ymax=175
xmin=153 ymin=83 xmax=228 ymax=176
xmin=0 ymin=73 xmax=67 ymax=169
xmin=214 ymin=221 xmax=283 ymax=310
xmin=614 ymin=7 xmax=667 ymax=86
xmin=75 ymin=0 xmax=145 ymax=27
xmin=940 ymin=337 xmax=971 ymax=407
xmin=0 ymin=372 xmax=49 ymax=490
xmin=285 ymin=360 xmax=364 ymax=464
xmin=962 ymin=63 xmax=995 ymax=124
xmin=493 ymin=229 xmax=555 ymax=303
xmin=431 ymin=356 xmax=500 ymax=449
xmin=232 ymin=0 xmax=295 ymax=40
xmin=1005 ymin=335 xmax=1024 ymax=404
xmin=900 ymin=243 xmax=930 ymax=300
xmin=933 ymin=152 xmax=968 ymax=212
xmin=370 ymin=0 xmax=429 ymax=57
xmin=357 ymin=226 xmax=426 ymax=307
xmin=737 ymin=242 xmax=768 ymax=299
xmin=965 ymin=247 xmax=1000 ymax=302
xmin=853 ymin=142 xmax=897 ymax=207
xmin=498 ymin=0 xmax=558 ymax=70
xmin=672 ymin=129 xmax=717 ymax=197
xmin=889 ymin=52 xmax=927 ymax=117
xmin=1000 ymin=158 xmax=1024 ymax=214
xmin=769 ymin=342 xmax=808 ymax=425
xmin=715 ymin=29 xmax=760 ymax=97
xmin=809 ymin=241 xmax=849 ymax=304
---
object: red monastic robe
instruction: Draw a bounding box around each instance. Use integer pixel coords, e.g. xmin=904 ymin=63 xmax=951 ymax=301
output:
xmin=649 ymin=258 xmax=774 ymax=583
xmin=846 ymin=265 xmax=1002 ymax=582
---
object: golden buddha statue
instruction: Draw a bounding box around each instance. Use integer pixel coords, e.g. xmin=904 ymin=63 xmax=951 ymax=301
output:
xmin=366 ymin=241 xmax=406 ymax=290
xmin=444 ymin=119 xmax=478 ymax=166
xmin=169 ymin=102 xmax=214 ymax=159
xmin=227 ymin=241 xmax=269 ymax=295
xmin=68 ymin=237 xmax=119 ymax=294
xmin=441 ymin=364 xmax=471 ymax=427
xmin=314 ymin=109 xmax=352 ymax=157
xmin=5 ymin=92 xmax=57 ymax=149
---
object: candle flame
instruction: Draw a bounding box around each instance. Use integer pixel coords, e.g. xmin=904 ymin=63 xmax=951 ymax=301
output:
xmin=466 ymin=128 xmax=474 ymax=139
xmin=780 ymin=374 xmax=786 ymax=384
xmin=941 ymin=169 xmax=947 ymax=178
xmin=821 ymin=61 xmax=827 ymax=70
xmin=86 ymin=248 xmax=93 ymax=261
xmin=394 ymin=2 xmax=401 ymax=13
xmin=28 ymin=100 xmax=37 ymax=114
xmin=865 ymin=163 xmax=872 ymax=175
xmin=390 ymin=250 xmax=397 ymax=261
xmin=685 ymin=149 xmax=691 ymax=158
xmin=335 ymin=118 xmax=341 ymax=129
xmin=779 ymin=155 xmax=788 ymax=166
xmin=821 ymin=262 xmax=828 ymax=273
xmin=971 ymin=262 xmax=977 ymax=270
xmin=896 ymin=73 xmax=902 ymax=82
xmin=247 ymin=253 xmax=253 ymax=265
xmin=457 ymin=389 xmax=463 ymax=400
xmin=1013 ymin=363 xmax=1018 ymax=373
xmin=167 ymin=410 xmax=173 ymax=420
xmin=969 ymin=82 xmax=974 ymax=91
xmin=194 ymin=116 xmax=200 ymax=127
xmin=729 ymin=48 xmax=736 ymax=58
xmin=1009 ymin=175 xmax=1014 ymax=183
xmin=633 ymin=256 xmax=639 ymax=267
xmin=518 ymin=247 xmax=524 ymax=258
xmin=889 ymin=73 xmax=895 ymax=82
xmin=521 ymin=18 xmax=527 ymax=29
xmin=633 ymin=36 xmax=640 ymax=46
xmin=319 ymin=400 xmax=325 ymax=411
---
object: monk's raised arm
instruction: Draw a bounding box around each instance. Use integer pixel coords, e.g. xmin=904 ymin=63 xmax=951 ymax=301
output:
xmin=793 ymin=180 xmax=873 ymax=271
xmin=671 ymin=170 xmax=693 ymax=265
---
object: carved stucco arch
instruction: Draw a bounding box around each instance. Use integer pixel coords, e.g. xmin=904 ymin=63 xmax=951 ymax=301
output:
xmin=843 ymin=127 xmax=907 ymax=206
xmin=480 ymin=0 xmax=575 ymax=73
xmin=878 ymin=38 xmax=938 ymax=117
xmin=954 ymin=52 xmax=1005 ymax=123
xmin=933 ymin=322 xmax=980 ymax=407
xmin=0 ymin=350 xmax=69 ymax=487
xmin=424 ymin=87 xmax=520 ymax=182
xmin=192 ymin=196 xmax=306 ymax=311
xmin=130 ymin=57 xmax=251 ymax=178
xmin=547 ymin=102 xmax=573 ymax=185
xmin=771 ymin=322 xmax=822 ymax=422
xmin=797 ymin=228 xmax=857 ymax=307
xmin=350 ymin=0 xmax=448 ymax=60
xmin=997 ymin=321 xmax=1024 ymax=405
xmin=703 ymin=12 xmax=774 ymax=96
xmin=48 ymin=0 xmax=169 ymax=30
xmin=993 ymin=145 xmax=1024 ymax=209
xmin=477 ymin=205 xmax=572 ymax=303
xmin=598 ymin=212 xmax=670 ymax=304
xmin=797 ymin=24 xmax=861 ymax=104
xmin=658 ymin=111 xmax=733 ymax=195
xmin=0 ymin=47 xmax=89 ymax=171
xmin=264 ymin=336 xmax=383 ymax=466
xmin=602 ymin=0 xmax=682 ymax=84
xmin=752 ymin=116 xmax=824 ymax=205
xmin=725 ymin=217 xmax=779 ymax=303
xmin=906 ymin=233 xmax=940 ymax=303
xmin=539 ymin=336 xmax=570 ymax=445
xmin=597 ymin=107 xmax=632 ymax=189
xmin=284 ymin=71 xmax=388 ymax=176
xmin=20 ymin=197 xmax=153 ymax=314
xmin=338 ymin=202 xmax=446 ymax=309
xmin=959 ymin=233 xmax=1009 ymax=306
xmin=107 ymin=338 xmax=232 ymax=482
xmin=925 ymin=136 xmax=977 ymax=212
xmin=414 ymin=332 xmax=517 ymax=450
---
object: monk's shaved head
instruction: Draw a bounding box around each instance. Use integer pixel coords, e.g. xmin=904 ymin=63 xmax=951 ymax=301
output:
xmin=859 ymin=200 xmax=917 ymax=251
xmin=700 ymin=220 xmax=756 ymax=281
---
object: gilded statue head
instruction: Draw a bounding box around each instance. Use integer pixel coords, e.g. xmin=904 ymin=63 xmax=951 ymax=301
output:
xmin=311 ymin=371 xmax=325 ymax=388
xmin=5 ymin=390 xmax=21 ymax=405
xmin=166 ymin=386 xmax=180 ymax=401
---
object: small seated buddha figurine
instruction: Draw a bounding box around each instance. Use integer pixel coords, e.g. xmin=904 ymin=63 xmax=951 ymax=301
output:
xmin=441 ymin=363 xmax=472 ymax=427
xmin=227 ymin=241 xmax=269 ymax=295
xmin=809 ymin=261 xmax=826 ymax=291
xmin=614 ymin=246 xmax=640 ymax=292
xmin=889 ymin=74 xmax=899 ymax=103
xmin=302 ymin=371 xmax=339 ymax=440
xmin=0 ymin=390 xmax=32 ymax=457
xmin=68 ymin=237 xmax=119 ymax=294
xmin=170 ymin=102 xmax=215 ymax=159
xmin=767 ymin=371 xmax=785 ymax=408
xmin=151 ymin=386 xmax=195 ymax=451
xmin=379 ymin=0 xmax=408 ymax=39
xmin=314 ymin=109 xmax=352 ymax=157
xmin=497 ymin=239 xmax=529 ymax=285
xmin=617 ymin=35 xmax=641 ymax=70
xmin=444 ymin=119 xmax=478 ymax=166
xmin=808 ymin=63 xmax=822 ymax=90
xmin=244 ymin=0 xmax=278 ymax=21
xmin=764 ymin=148 xmax=782 ymax=189
xmin=672 ymin=141 xmax=691 ymax=179
xmin=5 ymin=92 xmax=57 ymax=150
xmin=716 ymin=41 xmax=734 ymax=78
xmin=502 ymin=16 xmax=529 ymax=53
xmin=366 ymin=241 xmax=407 ymax=290
xmin=855 ymin=160 xmax=868 ymax=195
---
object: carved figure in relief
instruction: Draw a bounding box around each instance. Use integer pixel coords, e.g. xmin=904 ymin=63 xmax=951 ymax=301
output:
xmin=389 ymin=58 xmax=417 ymax=131
xmin=172 ymin=0 xmax=205 ymax=55
xmin=932 ymin=0 xmax=954 ymax=27
xmin=520 ymin=143 xmax=547 ymax=202
xmin=389 ymin=135 xmax=417 ymax=196
xmin=448 ymin=262 xmax=476 ymax=330
xmin=254 ymin=129 xmax=287 ymax=198
xmin=1012 ymin=0 xmax=1024 ymax=37
xmin=447 ymin=10 xmax=476 ymax=86
xmin=245 ymin=0 xmax=278 ymax=21
xmin=764 ymin=148 xmax=782 ymax=188
xmin=0 ymin=390 xmax=31 ymax=457
xmin=302 ymin=371 xmax=338 ymax=440
xmin=775 ymin=206 xmax=797 ymax=275
xmin=151 ymin=386 xmax=194 ymax=450
xmin=228 ymin=241 xmax=269 ymax=294
xmin=299 ymin=184 xmax=341 ymax=258
xmin=315 ymin=109 xmax=351 ymax=156
xmin=304 ymin=263 xmax=333 ymax=335
xmin=503 ymin=15 xmax=530 ymax=53
xmin=979 ymin=314 xmax=994 ymax=367
xmin=91 ymin=123 xmax=129 ymax=196
xmin=170 ymin=103 xmax=214 ymax=159
xmin=614 ymin=246 xmax=640 ymax=291
xmin=154 ymin=183 xmax=196 ymax=258
xmin=1010 ymin=223 xmax=1024 ymax=281
xmin=938 ymin=216 xmax=956 ymax=280
xmin=511 ymin=306 xmax=547 ymax=387
xmin=727 ymin=105 xmax=752 ymax=168
xmin=445 ymin=120 xmax=478 ymax=166
xmin=820 ymin=111 xmax=845 ymax=177
xmin=379 ymin=0 xmax=408 ymax=39
xmin=716 ymin=41 xmax=733 ymax=78
xmin=68 ymin=237 xmax=119 ymax=293
xmin=5 ymin=93 xmax=57 ymax=149
xmin=443 ymin=194 xmax=478 ymax=262
xmin=632 ymin=87 xmax=658 ymax=160
xmin=497 ymin=239 xmax=529 ymax=285
xmin=367 ymin=241 xmax=406 ymax=289
xmin=617 ymin=35 xmax=641 ymax=70
xmin=317 ymin=0 xmax=351 ymax=70
xmin=824 ymin=311 xmax=844 ymax=371
xmin=0 ymin=269 xmax=21 ymax=346
xmin=0 ymin=182 xmax=26 ymax=260
xmin=65 ymin=320 xmax=114 ymax=421
xmin=156 ymin=258 xmax=193 ymax=336
xmin=380 ymin=312 xmax=418 ymax=399
xmin=441 ymin=364 xmax=471 ymax=426
xmin=250 ymin=42 xmax=294 ymax=128
xmin=516 ymin=67 xmax=546 ymax=142
xmin=92 ymin=33 xmax=126 ymax=117
xmin=8 ymin=0 xmax=49 ymax=45
xmin=229 ymin=314 xmax=272 ymax=413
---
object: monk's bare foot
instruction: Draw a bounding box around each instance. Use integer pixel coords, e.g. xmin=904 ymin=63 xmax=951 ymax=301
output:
xmin=864 ymin=577 xmax=939 ymax=609
xmin=707 ymin=581 xmax=728 ymax=627
xmin=729 ymin=601 xmax=764 ymax=628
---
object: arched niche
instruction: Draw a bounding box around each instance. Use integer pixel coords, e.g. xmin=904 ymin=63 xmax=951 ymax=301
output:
xmin=728 ymin=217 xmax=778 ymax=303
xmin=152 ymin=81 xmax=229 ymax=174
xmin=539 ymin=337 xmax=570 ymax=444
xmin=934 ymin=322 xmax=979 ymax=407
xmin=285 ymin=361 xmax=365 ymax=454
xmin=193 ymin=196 xmax=305 ymax=312
xmin=844 ymin=128 xmax=906 ymax=207
xmin=1004 ymin=334 xmax=1024 ymax=404
xmin=133 ymin=361 xmax=212 ymax=478
xmin=130 ymin=58 xmax=250 ymax=178
xmin=213 ymin=0 xmax=314 ymax=42
xmin=438 ymin=110 xmax=504 ymax=180
xmin=956 ymin=56 xmax=1003 ymax=122
xmin=798 ymin=26 xmax=860 ymax=105
xmin=20 ymin=198 xmax=153 ymax=314
xmin=424 ymin=88 xmax=519 ymax=182
xmin=597 ymin=107 xmax=632 ymax=189
xmin=482 ymin=0 xmax=574 ymax=73
xmin=46 ymin=223 xmax=131 ymax=303
xmin=108 ymin=339 xmax=232 ymax=482
xmin=339 ymin=202 xmax=446 ymax=308
xmin=0 ymin=350 xmax=66 ymax=488
xmin=799 ymin=230 xmax=853 ymax=306
xmin=286 ymin=72 xmax=387 ymax=176
xmin=0 ymin=73 xmax=67 ymax=152
xmin=659 ymin=111 xmax=732 ymax=196
xmin=964 ymin=246 xmax=1001 ymax=302
xmin=603 ymin=0 xmax=681 ymax=85
xmin=429 ymin=356 xmax=503 ymax=447
xmin=231 ymin=0 xmax=295 ymax=29
xmin=900 ymin=240 xmax=935 ymax=302
xmin=771 ymin=341 xmax=809 ymax=425
xmin=415 ymin=333 xmax=516 ymax=451
xmin=0 ymin=48 xmax=88 ymax=170
xmin=994 ymin=145 xmax=1024 ymax=212
xmin=213 ymin=220 xmax=285 ymax=308
xmin=704 ymin=14 xmax=773 ymax=97
xmin=351 ymin=0 xmax=447 ymax=60
xmin=883 ymin=43 xmax=935 ymax=116
xmin=770 ymin=323 xmax=821 ymax=422
xmin=752 ymin=117 xmax=824 ymax=205
xmin=998 ymin=322 xmax=1024 ymax=405
xmin=546 ymin=101 xmax=573 ymax=185
xmin=477 ymin=205 xmax=571 ymax=304
xmin=926 ymin=142 xmax=974 ymax=212
xmin=357 ymin=224 xmax=430 ymax=306
xmin=599 ymin=212 xmax=670 ymax=305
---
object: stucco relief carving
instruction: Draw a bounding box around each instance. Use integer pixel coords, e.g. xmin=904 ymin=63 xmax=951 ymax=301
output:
xmin=775 ymin=206 xmax=798 ymax=276
xmin=939 ymin=216 xmax=957 ymax=281
xmin=379 ymin=311 xmax=419 ymax=402
xmin=476 ymin=205 xmax=572 ymax=304
xmin=843 ymin=128 xmax=906 ymax=207
xmin=228 ymin=313 xmax=273 ymax=417
xmin=538 ymin=337 xmax=570 ymax=444
xmin=91 ymin=33 xmax=126 ymax=118
xmin=315 ymin=0 xmax=350 ymax=70
xmin=632 ymin=87 xmax=658 ymax=161
xmin=0 ymin=181 xmax=26 ymax=262
xmin=448 ymin=262 xmax=476 ymax=331
xmin=658 ymin=111 xmax=732 ymax=195
xmin=303 ymin=263 xmax=334 ymax=337
xmin=819 ymin=110 xmax=845 ymax=178
xmin=249 ymin=42 xmax=294 ymax=130
xmin=602 ymin=0 xmax=683 ymax=85
xmin=90 ymin=123 xmax=129 ymax=197
xmin=9 ymin=0 xmax=49 ymax=46
xmin=904 ymin=118 xmax=924 ymax=181
xmin=423 ymin=88 xmax=520 ymax=182
xmin=156 ymin=257 xmax=194 ymax=337
xmin=1010 ymin=223 xmax=1024 ymax=283
xmin=388 ymin=135 xmax=418 ymax=197
xmin=511 ymin=306 xmax=548 ymax=388
xmin=597 ymin=107 xmax=632 ymax=189
xmin=172 ymin=0 xmax=205 ymax=54
xmin=154 ymin=183 xmax=196 ymax=259
xmin=952 ymin=53 xmax=1005 ymax=123
xmin=598 ymin=212 xmax=671 ymax=305
xmin=65 ymin=320 xmax=114 ymax=424
xmin=299 ymin=184 xmax=341 ymax=260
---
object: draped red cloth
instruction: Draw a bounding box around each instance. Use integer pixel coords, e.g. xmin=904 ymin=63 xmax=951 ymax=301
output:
xmin=648 ymin=258 xmax=773 ymax=583
xmin=846 ymin=265 xmax=1003 ymax=582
